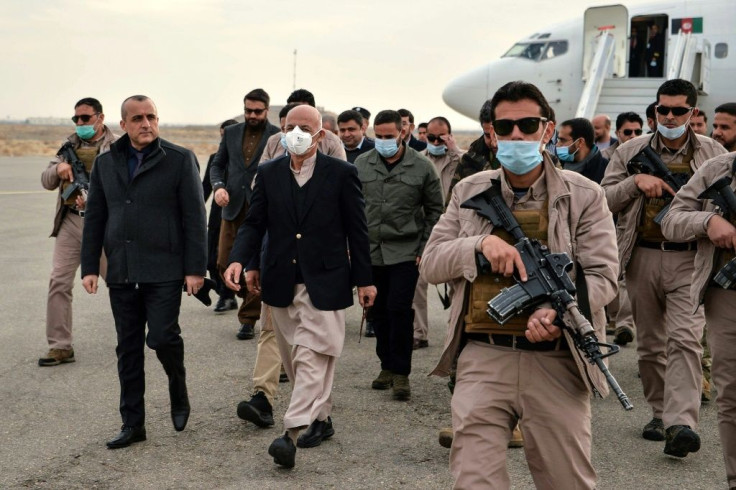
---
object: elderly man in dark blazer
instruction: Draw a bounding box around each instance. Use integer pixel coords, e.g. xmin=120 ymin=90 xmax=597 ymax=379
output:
xmin=224 ymin=105 xmax=376 ymax=469
xmin=210 ymin=88 xmax=280 ymax=340
xmin=81 ymin=95 xmax=207 ymax=449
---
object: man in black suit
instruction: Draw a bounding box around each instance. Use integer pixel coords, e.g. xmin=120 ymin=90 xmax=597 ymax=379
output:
xmin=210 ymin=89 xmax=280 ymax=340
xmin=398 ymin=108 xmax=428 ymax=152
xmin=203 ymin=119 xmax=239 ymax=313
xmin=224 ymin=105 xmax=376 ymax=468
xmin=81 ymin=95 xmax=207 ymax=448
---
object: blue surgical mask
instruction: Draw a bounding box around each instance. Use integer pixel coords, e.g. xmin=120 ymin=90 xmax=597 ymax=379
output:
xmin=375 ymin=137 xmax=400 ymax=158
xmin=496 ymin=129 xmax=546 ymax=175
xmin=75 ymin=125 xmax=96 ymax=140
xmin=555 ymin=141 xmax=578 ymax=162
xmin=280 ymin=132 xmax=288 ymax=151
xmin=657 ymin=119 xmax=689 ymax=141
xmin=427 ymin=143 xmax=447 ymax=156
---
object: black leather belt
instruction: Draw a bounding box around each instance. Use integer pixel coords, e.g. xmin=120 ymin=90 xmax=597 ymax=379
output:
xmin=638 ymin=240 xmax=695 ymax=252
xmin=466 ymin=333 xmax=569 ymax=351
xmin=67 ymin=207 xmax=85 ymax=218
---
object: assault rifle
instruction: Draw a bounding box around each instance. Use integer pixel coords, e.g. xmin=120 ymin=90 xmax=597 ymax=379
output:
xmin=699 ymin=177 xmax=736 ymax=289
xmin=461 ymin=180 xmax=633 ymax=410
xmin=626 ymin=145 xmax=690 ymax=225
xmin=57 ymin=141 xmax=91 ymax=201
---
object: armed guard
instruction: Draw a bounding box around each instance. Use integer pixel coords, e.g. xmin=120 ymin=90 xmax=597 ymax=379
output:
xmin=662 ymin=151 xmax=736 ymax=487
xmin=601 ymin=78 xmax=727 ymax=458
xmin=421 ymin=81 xmax=619 ymax=488
xmin=39 ymin=97 xmax=117 ymax=366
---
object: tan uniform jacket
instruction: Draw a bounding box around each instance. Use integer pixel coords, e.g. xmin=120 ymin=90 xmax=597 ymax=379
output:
xmin=661 ymin=151 xmax=736 ymax=309
xmin=600 ymin=140 xmax=620 ymax=160
xmin=259 ymin=130 xmax=347 ymax=163
xmin=600 ymin=128 xmax=726 ymax=272
xmin=420 ymin=156 xmax=619 ymax=397
xmin=41 ymin=126 xmax=118 ymax=237
xmin=422 ymin=147 xmax=464 ymax=202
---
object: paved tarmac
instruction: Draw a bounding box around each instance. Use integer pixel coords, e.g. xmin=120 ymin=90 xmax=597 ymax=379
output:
xmin=0 ymin=155 xmax=728 ymax=489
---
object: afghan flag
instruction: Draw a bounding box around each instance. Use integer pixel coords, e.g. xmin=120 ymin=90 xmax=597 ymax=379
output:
xmin=672 ymin=17 xmax=703 ymax=34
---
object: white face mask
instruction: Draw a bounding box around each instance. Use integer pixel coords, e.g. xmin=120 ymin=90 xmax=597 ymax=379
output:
xmin=285 ymin=126 xmax=320 ymax=155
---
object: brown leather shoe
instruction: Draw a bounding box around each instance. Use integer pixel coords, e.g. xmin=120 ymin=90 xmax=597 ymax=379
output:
xmin=509 ymin=424 xmax=524 ymax=448
xmin=439 ymin=427 xmax=453 ymax=448
xmin=413 ymin=338 xmax=429 ymax=350
xmin=38 ymin=348 xmax=75 ymax=366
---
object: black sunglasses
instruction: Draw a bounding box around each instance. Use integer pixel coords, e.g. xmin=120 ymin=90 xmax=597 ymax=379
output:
xmin=426 ymin=134 xmax=445 ymax=144
xmin=245 ymin=108 xmax=266 ymax=115
xmin=71 ymin=113 xmax=99 ymax=124
xmin=622 ymin=128 xmax=643 ymax=136
xmin=656 ymin=105 xmax=692 ymax=117
xmin=492 ymin=117 xmax=547 ymax=136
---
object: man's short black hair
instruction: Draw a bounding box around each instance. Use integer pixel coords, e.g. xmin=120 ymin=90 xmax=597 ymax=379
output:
xmin=693 ymin=111 xmax=708 ymax=122
xmin=75 ymin=97 xmax=102 ymax=114
xmin=716 ymin=103 xmax=736 ymax=118
xmin=428 ymin=116 xmax=452 ymax=134
xmin=656 ymin=79 xmax=698 ymax=107
xmin=279 ymin=103 xmax=300 ymax=119
xmin=287 ymin=89 xmax=315 ymax=107
xmin=220 ymin=119 xmax=238 ymax=129
xmin=490 ymin=81 xmax=552 ymax=121
xmin=615 ymin=111 xmax=644 ymax=130
xmin=417 ymin=122 xmax=428 ymax=130
xmin=244 ymin=88 xmax=270 ymax=107
xmin=479 ymin=100 xmax=493 ymax=125
xmin=397 ymin=109 xmax=415 ymax=124
xmin=374 ymin=110 xmax=402 ymax=131
xmin=337 ymin=110 xmax=363 ymax=127
xmin=560 ymin=118 xmax=594 ymax=149
xmin=120 ymin=95 xmax=152 ymax=119
xmin=646 ymin=101 xmax=657 ymax=119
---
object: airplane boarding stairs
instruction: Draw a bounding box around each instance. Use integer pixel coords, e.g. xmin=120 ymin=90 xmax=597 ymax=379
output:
xmin=594 ymin=78 xmax=663 ymax=121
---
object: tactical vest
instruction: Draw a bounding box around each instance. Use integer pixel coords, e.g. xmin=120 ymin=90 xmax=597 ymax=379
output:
xmin=637 ymin=145 xmax=694 ymax=242
xmin=465 ymin=202 xmax=548 ymax=335
xmin=61 ymin=146 xmax=98 ymax=206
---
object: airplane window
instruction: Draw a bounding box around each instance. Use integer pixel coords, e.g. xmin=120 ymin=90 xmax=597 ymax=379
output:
xmin=538 ymin=33 xmax=551 ymax=39
xmin=502 ymin=42 xmax=546 ymax=61
xmin=541 ymin=41 xmax=568 ymax=60
xmin=715 ymin=43 xmax=728 ymax=59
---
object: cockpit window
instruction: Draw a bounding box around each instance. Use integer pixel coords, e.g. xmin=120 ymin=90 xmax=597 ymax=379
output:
xmin=502 ymin=41 xmax=568 ymax=61
xmin=541 ymin=41 xmax=568 ymax=60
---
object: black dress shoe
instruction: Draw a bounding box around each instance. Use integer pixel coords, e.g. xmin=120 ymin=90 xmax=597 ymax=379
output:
xmin=268 ymin=433 xmax=296 ymax=468
xmin=237 ymin=391 xmax=274 ymax=427
xmin=214 ymin=297 xmax=237 ymax=313
xmin=237 ymin=323 xmax=255 ymax=340
xmin=172 ymin=405 xmax=190 ymax=432
xmin=364 ymin=321 xmax=375 ymax=338
xmin=297 ymin=417 xmax=335 ymax=448
xmin=106 ymin=425 xmax=146 ymax=449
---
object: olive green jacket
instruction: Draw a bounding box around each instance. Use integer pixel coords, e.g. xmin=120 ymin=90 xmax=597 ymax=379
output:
xmin=355 ymin=146 xmax=444 ymax=266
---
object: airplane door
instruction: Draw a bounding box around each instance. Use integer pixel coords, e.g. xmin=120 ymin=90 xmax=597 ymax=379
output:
xmin=583 ymin=5 xmax=629 ymax=79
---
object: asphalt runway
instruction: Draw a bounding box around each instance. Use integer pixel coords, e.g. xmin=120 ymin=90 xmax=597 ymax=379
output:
xmin=0 ymin=155 xmax=728 ymax=489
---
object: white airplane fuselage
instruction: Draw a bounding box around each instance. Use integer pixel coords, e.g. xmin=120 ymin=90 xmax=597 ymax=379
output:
xmin=443 ymin=0 xmax=735 ymax=124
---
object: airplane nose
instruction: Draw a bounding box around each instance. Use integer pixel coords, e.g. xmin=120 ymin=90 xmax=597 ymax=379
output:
xmin=443 ymin=58 xmax=537 ymax=120
xmin=443 ymin=64 xmax=492 ymax=120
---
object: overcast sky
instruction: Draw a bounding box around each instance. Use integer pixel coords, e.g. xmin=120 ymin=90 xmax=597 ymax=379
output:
xmin=1 ymin=0 xmax=656 ymax=130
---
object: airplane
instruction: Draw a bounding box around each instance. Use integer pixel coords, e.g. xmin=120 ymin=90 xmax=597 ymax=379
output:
xmin=443 ymin=0 xmax=735 ymax=127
